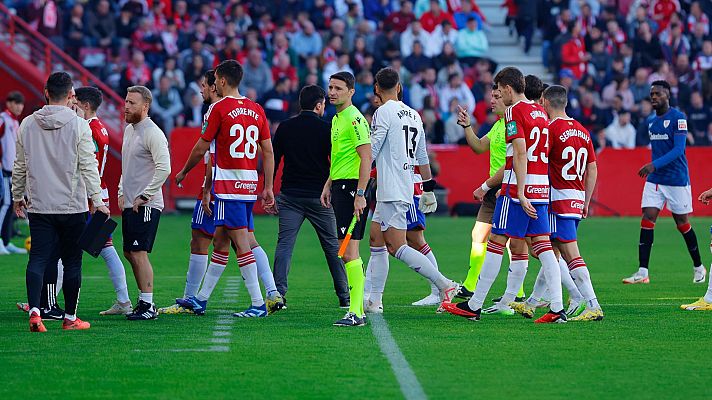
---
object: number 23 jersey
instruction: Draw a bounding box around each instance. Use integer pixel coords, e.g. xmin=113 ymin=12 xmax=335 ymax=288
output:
xmin=201 ymin=95 xmax=270 ymax=201
xmin=370 ymin=100 xmax=428 ymax=203
xmin=548 ymin=117 xmax=596 ymax=218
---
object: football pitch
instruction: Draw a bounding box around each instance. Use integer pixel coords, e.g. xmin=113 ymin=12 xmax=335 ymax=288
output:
xmin=1 ymin=215 xmax=710 ymax=400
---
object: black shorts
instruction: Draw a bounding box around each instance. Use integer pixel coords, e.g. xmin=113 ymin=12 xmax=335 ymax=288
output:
xmin=332 ymin=179 xmax=367 ymax=241
xmin=476 ymin=187 xmax=498 ymax=224
xmin=122 ymin=207 xmax=161 ymax=253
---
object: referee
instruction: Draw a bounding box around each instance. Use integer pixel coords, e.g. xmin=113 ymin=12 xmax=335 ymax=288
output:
xmin=119 ymin=85 xmax=171 ymax=321
xmin=13 ymin=71 xmax=108 ymax=332
xmin=323 ymin=71 xmax=371 ymax=327
xmin=271 ymin=85 xmax=350 ymax=307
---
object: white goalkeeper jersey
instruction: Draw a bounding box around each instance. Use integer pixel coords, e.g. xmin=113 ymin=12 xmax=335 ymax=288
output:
xmin=370 ymin=100 xmax=429 ymax=203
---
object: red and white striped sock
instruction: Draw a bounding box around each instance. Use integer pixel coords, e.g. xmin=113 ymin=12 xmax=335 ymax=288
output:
xmin=238 ymin=251 xmax=264 ymax=307
xmin=197 ymin=250 xmax=229 ymax=302
xmin=467 ymin=240 xmax=506 ymax=310
xmin=568 ymin=257 xmax=600 ymax=309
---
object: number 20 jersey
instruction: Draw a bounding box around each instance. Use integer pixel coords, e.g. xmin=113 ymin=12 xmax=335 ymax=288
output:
xmin=548 ymin=117 xmax=596 ymax=219
xmin=201 ymin=95 xmax=270 ymax=201
xmin=503 ymin=100 xmax=550 ymax=204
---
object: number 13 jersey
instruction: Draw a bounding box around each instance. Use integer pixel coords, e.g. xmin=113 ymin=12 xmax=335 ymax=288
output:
xmin=503 ymin=100 xmax=550 ymax=204
xmin=201 ymin=95 xmax=270 ymax=201
xmin=548 ymin=117 xmax=596 ymax=218
xmin=370 ymin=100 xmax=428 ymax=203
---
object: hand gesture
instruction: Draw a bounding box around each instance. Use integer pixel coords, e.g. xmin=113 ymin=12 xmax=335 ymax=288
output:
xmin=699 ymin=188 xmax=712 ymax=205
xmin=456 ymin=105 xmax=471 ymax=127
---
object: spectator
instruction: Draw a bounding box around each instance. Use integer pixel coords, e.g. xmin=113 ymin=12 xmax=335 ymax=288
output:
xmin=85 ymin=0 xmax=116 ymax=52
xmin=385 ymin=0 xmax=416 ymax=33
xmin=353 ymin=70 xmax=374 ymax=109
xmin=322 ymin=52 xmax=354 ymax=85
xmin=635 ymin=97 xmax=653 ymax=146
xmin=604 ymin=109 xmax=636 ymax=149
xmin=689 ymin=22 xmax=708 ymax=58
xmin=171 ymin=0 xmax=192 ymax=31
xmin=433 ymin=41 xmax=459 ymax=71
xmin=410 ymin=67 xmax=440 ymax=110
xmin=632 ymin=22 xmax=664 ymax=70
xmin=181 ymin=91 xmax=204 ymax=128
xmin=151 ymin=76 xmax=183 ymax=135
xmin=241 ymin=49 xmax=275 ymax=98
xmin=64 ymin=4 xmax=87 ymax=60
xmin=272 ymin=54 xmax=299 ymax=92
xmin=373 ymin=25 xmax=401 ymax=64
xmin=437 ymin=59 xmax=464 ymax=85
xmin=218 ymin=37 xmax=246 ymax=66
xmin=403 ymin=41 xmax=433 ymax=73
xmin=184 ymin=54 xmax=207 ymax=88
xmin=132 ymin=18 xmax=163 ymax=66
xmin=693 ymin=40 xmax=712 ymax=71
xmin=401 ymin=21 xmax=433 ymax=57
xmin=420 ymin=0 xmax=456 ymax=33
xmin=178 ymin=39 xmax=214 ymax=72
xmin=25 ymin=0 xmax=63 ymax=47
xmin=630 ymin=68 xmax=651 ymax=104
xmin=152 ymin=57 xmax=186 ymax=92
xmin=421 ymin=94 xmax=444 ymax=143
xmin=431 ymin=20 xmax=459 ymax=53
xmin=661 ymin=22 xmax=691 ymax=66
xmin=195 ymin=2 xmax=225 ymax=38
xmin=364 ymin=0 xmax=395 ymax=23
xmin=120 ymin=50 xmax=152 ymax=96
xmin=648 ymin=60 xmax=671 ymax=84
xmin=514 ymin=0 xmax=537 ymax=54
xmin=687 ymin=1 xmax=710 ymax=36
xmin=444 ymin=98 xmax=466 ymax=144
xmin=322 ymin=35 xmax=343 ymax=65
xmin=260 ymin=77 xmax=295 ymax=125
xmin=439 ymin=73 xmax=475 ymax=114
xmin=686 ymin=91 xmax=711 ymax=146
xmin=116 ymin=5 xmax=136 ymax=45
xmin=560 ymin=20 xmax=589 ymax=81
xmin=350 ymin=36 xmax=371 ymax=74
xmin=676 ymin=54 xmax=701 ymax=92
xmin=453 ymin=0 xmax=484 ymax=30
xmin=472 ymin=88 xmax=491 ymax=125
xmin=601 ymin=75 xmax=635 ymax=111
xmin=229 ymin=2 xmax=252 ymax=33
xmin=454 ymin=17 xmax=489 ymax=65
xmin=269 ymin=32 xmax=299 ymax=68
xmin=605 ymin=20 xmax=627 ymax=52
xmin=588 ymin=39 xmax=610 ymax=82
xmin=628 ymin=5 xmax=658 ymax=39
xmin=299 ymin=56 xmax=322 ymax=87
xmin=652 ymin=0 xmax=680 ymax=34
xmin=579 ymin=90 xmax=605 ymax=134
xmin=291 ymin=21 xmax=324 ymax=59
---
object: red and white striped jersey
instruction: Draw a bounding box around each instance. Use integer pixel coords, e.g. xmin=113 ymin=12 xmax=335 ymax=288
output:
xmin=548 ymin=117 xmax=596 ymax=218
xmin=370 ymin=165 xmax=424 ymax=197
xmin=201 ymin=96 xmax=270 ymax=201
xmin=88 ymin=117 xmax=109 ymax=201
xmin=502 ymin=100 xmax=550 ymax=204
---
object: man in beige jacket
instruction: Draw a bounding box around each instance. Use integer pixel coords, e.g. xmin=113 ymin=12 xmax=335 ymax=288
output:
xmin=12 ymin=71 xmax=109 ymax=332
xmin=118 ymin=85 xmax=171 ymax=321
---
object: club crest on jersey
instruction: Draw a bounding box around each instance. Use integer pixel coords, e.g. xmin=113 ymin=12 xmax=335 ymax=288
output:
xmin=506 ymin=121 xmax=517 ymax=137
xmin=678 ymin=119 xmax=687 ymax=130
xmin=663 ymin=120 xmax=670 ymax=128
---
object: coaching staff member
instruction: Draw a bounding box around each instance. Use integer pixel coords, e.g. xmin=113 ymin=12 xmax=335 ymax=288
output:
xmin=13 ymin=71 xmax=108 ymax=332
xmin=270 ymin=85 xmax=350 ymax=307
xmin=119 ymin=86 xmax=171 ymax=321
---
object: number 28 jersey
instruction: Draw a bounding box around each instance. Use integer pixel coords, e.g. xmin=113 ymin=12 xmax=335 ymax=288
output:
xmin=548 ymin=117 xmax=596 ymax=219
xmin=201 ymin=95 xmax=270 ymax=201
xmin=503 ymin=100 xmax=550 ymax=204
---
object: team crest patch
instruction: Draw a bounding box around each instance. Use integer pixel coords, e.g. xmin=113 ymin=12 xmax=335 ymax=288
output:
xmin=352 ymin=120 xmax=358 ymax=126
xmin=506 ymin=121 xmax=518 ymax=137
xmin=678 ymin=119 xmax=687 ymax=130
xmin=663 ymin=120 xmax=669 ymax=128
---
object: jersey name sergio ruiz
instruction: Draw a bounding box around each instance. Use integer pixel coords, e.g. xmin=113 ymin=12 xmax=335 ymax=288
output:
xmin=548 ymin=117 xmax=596 ymax=218
xmin=502 ymin=100 xmax=550 ymax=203
xmin=201 ymin=96 xmax=270 ymax=201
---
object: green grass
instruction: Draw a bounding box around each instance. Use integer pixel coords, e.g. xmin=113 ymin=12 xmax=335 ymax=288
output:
xmin=1 ymin=215 xmax=711 ymax=399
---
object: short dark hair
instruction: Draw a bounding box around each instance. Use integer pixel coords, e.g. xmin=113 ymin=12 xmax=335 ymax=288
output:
xmin=494 ymin=67 xmax=525 ymax=94
xmin=375 ymin=67 xmax=400 ymax=91
xmin=215 ymin=60 xmax=244 ymax=88
xmin=330 ymin=71 xmax=355 ymax=90
xmin=651 ymin=80 xmax=671 ymax=92
xmin=543 ymin=85 xmax=568 ymax=109
xmin=524 ymin=74 xmax=545 ymax=101
xmin=6 ymin=91 xmax=24 ymax=104
xmin=45 ymin=71 xmax=73 ymax=102
xmin=204 ymin=69 xmax=216 ymax=87
xmin=299 ymin=85 xmax=326 ymax=110
xmin=75 ymin=86 xmax=103 ymax=111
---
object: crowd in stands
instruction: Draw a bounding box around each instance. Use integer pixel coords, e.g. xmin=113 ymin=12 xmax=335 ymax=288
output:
xmin=9 ymin=0 xmax=712 ymax=148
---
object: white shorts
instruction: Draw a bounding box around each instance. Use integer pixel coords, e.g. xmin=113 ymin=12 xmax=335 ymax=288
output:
xmin=373 ymin=201 xmax=409 ymax=231
xmin=641 ymin=182 xmax=693 ymax=214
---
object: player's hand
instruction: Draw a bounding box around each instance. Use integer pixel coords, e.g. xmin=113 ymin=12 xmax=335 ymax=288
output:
xmin=132 ymin=196 xmax=149 ymax=212
xmin=96 ymin=205 xmax=110 ymax=216
xmin=354 ymin=196 xmax=366 ymax=220
xmin=13 ymin=199 xmax=27 ymax=218
xmin=320 ymin=187 xmax=332 ymax=208
xmin=201 ymin=193 xmax=212 ymax=217
xmin=419 ymin=191 xmax=438 ymax=213
xmin=262 ymin=188 xmax=275 ymax=210
xmin=518 ymin=194 xmax=537 ymax=219
xmin=456 ymin=105 xmax=471 ymax=127
xmin=473 ymin=186 xmax=487 ymax=201
xmin=582 ymin=201 xmax=590 ymax=218
xmin=638 ymin=163 xmax=655 ymax=178
xmin=72 ymin=103 xmax=84 ymax=118
xmin=175 ymin=170 xmax=187 ymax=187
xmin=118 ymin=195 xmax=124 ymax=209
xmin=699 ymin=188 xmax=712 ymax=205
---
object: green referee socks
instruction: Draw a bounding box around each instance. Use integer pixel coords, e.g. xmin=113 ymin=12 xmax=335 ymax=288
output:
xmin=464 ymin=242 xmax=486 ymax=291
xmin=345 ymin=258 xmax=365 ymax=317
xmin=464 ymin=242 xmax=525 ymax=298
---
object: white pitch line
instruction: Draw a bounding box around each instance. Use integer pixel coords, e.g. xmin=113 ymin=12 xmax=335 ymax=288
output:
xmin=369 ymin=314 xmax=427 ymax=400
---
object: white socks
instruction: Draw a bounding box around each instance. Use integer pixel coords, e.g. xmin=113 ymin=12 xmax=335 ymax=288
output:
xmin=238 ymin=252 xmax=264 ymax=307
xmin=139 ymin=292 xmax=153 ymax=304
xmin=419 ymin=244 xmax=440 ymax=296
xmin=394 ymin=244 xmax=445 ymax=288
xmin=185 ymin=253 xmax=209 ymax=299
xmin=252 ymin=246 xmax=279 ymax=297
xmin=100 ymin=246 xmax=130 ymax=303
xmin=559 ymin=257 xmax=583 ymax=302
xmin=501 ymin=257 xmax=528 ymax=305
xmin=568 ymin=257 xmax=600 ymax=309
xmin=468 ymin=241 xmax=505 ymax=310
xmin=197 ymin=251 xmax=229 ymax=301
xmin=65 ymin=313 xmax=76 ymax=321
xmin=527 ymin=267 xmax=548 ymax=306
xmin=367 ymin=246 xmax=389 ymax=304
xmin=637 ymin=267 xmax=649 ymax=277
xmin=533 ymin=241 xmax=564 ymax=312
xmin=705 ymin=263 xmax=712 ymax=302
